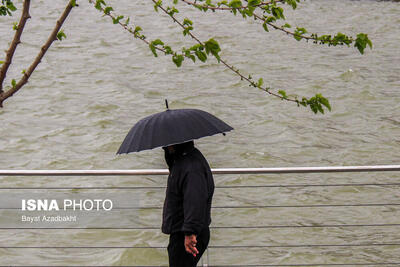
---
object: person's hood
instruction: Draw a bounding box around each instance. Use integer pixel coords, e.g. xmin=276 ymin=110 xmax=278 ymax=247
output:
xmin=163 ymin=141 xmax=195 ymax=169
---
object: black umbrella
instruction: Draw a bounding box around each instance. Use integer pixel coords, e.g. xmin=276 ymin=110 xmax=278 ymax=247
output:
xmin=117 ymin=101 xmax=233 ymax=153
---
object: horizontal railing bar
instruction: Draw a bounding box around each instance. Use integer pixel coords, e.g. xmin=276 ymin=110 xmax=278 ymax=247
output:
xmin=0 ymin=227 xmax=161 ymax=230
xmin=213 ymin=224 xmax=400 ymax=229
xmin=2 ymin=243 xmax=400 ymax=249
xmin=217 ymin=183 xmax=400 ymax=188
xmin=0 ymin=186 xmax=166 ymax=189
xmin=6 ymin=262 xmax=400 ymax=267
xmin=0 ymin=266 xmax=165 ymax=267
xmin=1 ymin=165 xmax=400 ymax=176
xmin=1 ymin=183 xmax=400 ymax=189
xmin=2 ymin=203 xmax=400 ymax=210
xmin=2 ymin=224 xmax=400 ymax=230
xmin=210 ymin=243 xmax=400 ymax=248
xmin=0 ymin=262 xmax=400 ymax=267
xmin=207 ymin=264 xmax=400 ymax=267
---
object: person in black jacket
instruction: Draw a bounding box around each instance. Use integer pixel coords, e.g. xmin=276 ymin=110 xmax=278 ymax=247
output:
xmin=162 ymin=141 xmax=214 ymax=267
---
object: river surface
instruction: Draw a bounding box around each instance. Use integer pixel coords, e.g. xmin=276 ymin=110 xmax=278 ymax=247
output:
xmin=0 ymin=0 xmax=399 ymax=266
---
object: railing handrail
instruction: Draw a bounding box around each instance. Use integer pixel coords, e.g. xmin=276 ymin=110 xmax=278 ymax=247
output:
xmin=1 ymin=165 xmax=400 ymax=266
xmin=0 ymin=165 xmax=399 ymax=176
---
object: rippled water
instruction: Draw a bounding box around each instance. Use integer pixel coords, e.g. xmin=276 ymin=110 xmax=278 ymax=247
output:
xmin=0 ymin=0 xmax=399 ymax=265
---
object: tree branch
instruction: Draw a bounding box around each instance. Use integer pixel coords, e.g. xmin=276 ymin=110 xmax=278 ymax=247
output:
xmin=183 ymin=0 xmax=358 ymax=47
xmin=0 ymin=0 xmax=76 ymax=107
xmin=89 ymin=0 xmax=199 ymax=64
xmin=153 ymin=0 xmax=298 ymax=103
xmin=181 ymin=0 xmax=312 ymax=41
xmin=88 ymin=0 xmax=154 ymax=47
xmin=91 ymin=0 xmax=333 ymax=113
xmin=252 ymin=12 xmax=321 ymax=42
xmin=181 ymin=0 xmax=284 ymax=11
xmin=0 ymin=0 xmax=31 ymax=94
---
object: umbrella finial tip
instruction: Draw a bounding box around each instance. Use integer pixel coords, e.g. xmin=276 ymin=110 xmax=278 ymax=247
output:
xmin=165 ymin=99 xmax=169 ymax=110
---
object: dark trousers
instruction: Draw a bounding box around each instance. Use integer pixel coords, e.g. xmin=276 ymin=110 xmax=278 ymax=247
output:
xmin=167 ymin=227 xmax=210 ymax=267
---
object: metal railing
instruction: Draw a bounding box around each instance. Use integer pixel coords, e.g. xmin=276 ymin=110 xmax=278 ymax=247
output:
xmin=1 ymin=165 xmax=400 ymax=176
xmin=0 ymin=165 xmax=400 ymax=266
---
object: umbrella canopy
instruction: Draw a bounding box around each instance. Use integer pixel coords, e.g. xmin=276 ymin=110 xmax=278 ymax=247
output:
xmin=117 ymin=108 xmax=233 ymax=153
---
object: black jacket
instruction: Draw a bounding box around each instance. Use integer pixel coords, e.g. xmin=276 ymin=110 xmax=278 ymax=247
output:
xmin=161 ymin=141 xmax=214 ymax=236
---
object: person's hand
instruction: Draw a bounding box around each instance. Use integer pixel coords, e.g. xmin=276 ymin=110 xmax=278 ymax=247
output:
xmin=184 ymin=234 xmax=198 ymax=257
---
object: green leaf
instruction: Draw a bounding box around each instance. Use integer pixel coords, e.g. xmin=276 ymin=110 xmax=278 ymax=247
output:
xmin=265 ymin=16 xmax=276 ymax=23
xmin=300 ymin=98 xmax=307 ymax=107
xmin=152 ymin=39 xmax=164 ymax=46
xmin=293 ymin=34 xmax=302 ymax=41
xmin=0 ymin=60 xmax=4 ymax=65
xmin=190 ymin=44 xmax=202 ymax=51
xmin=182 ymin=19 xmax=193 ymax=36
xmin=262 ymin=22 xmax=269 ymax=32
xmin=71 ymin=0 xmax=76 ymax=7
xmin=278 ymin=90 xmax=287 ymax=99
xmin=257 ymin=78 xmax=263 ymax=87
xmin=172 ymin=54 xmax=184 ymax=67
xmin=149 ymin=44 xmax=157 ymax=57
xmin=286 ymin=0 xmax=297 ymax=9
xmin=195 ymin=51 xmax=207 ymax=62
xmin=149 ymin=39 xmax=164 ymax=57
xmin=11 ymin=79 xmax=16 ymax=88
xmin=164 ymin=45 xmax=173 ymax=55
xmin=294 ymin=27 xmax=307 ymax=41
xmin=355 ymin=33 xmax=372 ymax=55
xmin=153 ymin=0 xmax=162 ymax=12
xmin=248 ymin=0 xmax=261 ymax=7
xmin=229 ymin=0 xmax=242 ymax=8
xmin=283 ymin=23 xmax=291 ymax=28
xmin=183 ymin=24 xmax=194 ymax=36
xmin=56 ymin=30 xmax=67 ymax=41
xmin=6 ymin=0 xmax=16 ymax=11
xmin=167 ymin=6 xmax=179 ymax=16
xmin=112 ymin=15 xmax=124 ymax=24
xmin=204 ymin=38 xmax=221 ymax=62
xmin=367 ymin=38 xmax=373 ymax=49
xmin=12 ymin=22 xmax=18 ymax=30
xmin=306 ymin=94 xmax=331 ymax=114
xmin=95 ymin=0 xmax=106 ymax=11
xmin=0 ymin=0 xmax=17 ymax=16
xmin=183 ymin=18 xmax=193 ymax=26
xmin=104 ymin=6 xmax=113 ymax=15
xmin=310 ymin=102 xmax=318 ymax=114
xmin=318 ymin=95 xmax=331 ymax=111
xmin=317 ymin=103 xmax=324 ymax=114
xmin=271 ymin=7 xmax=284 ymax=20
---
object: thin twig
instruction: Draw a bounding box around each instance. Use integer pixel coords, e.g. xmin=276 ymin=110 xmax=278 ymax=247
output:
xmin=89 ymin=0 xmax=203 ymax=67
xmin=253 ymin=12 xmax=314 ymax=40
xmin=181 ymin=0 xmax=284 ymax=10
xmin=0 ymin=0 xmax=76 ymax=107
xmin=154 ymin=0 xmax=298 ymax=103
xmin=0 ymin=0 xmax=31 ymax=94
xmin=183 ymin=0 xmax=349 ymax=45
xmin=183 ymin=0 xmax=304 ymax=40
xmin=87 ymin=0 xmax=168 ymax=55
